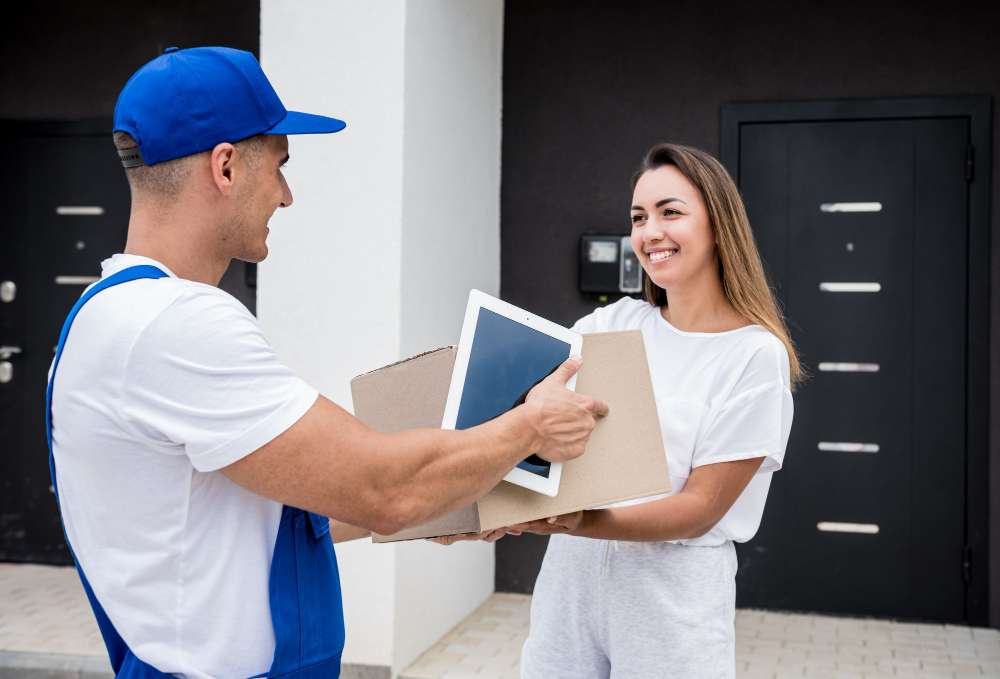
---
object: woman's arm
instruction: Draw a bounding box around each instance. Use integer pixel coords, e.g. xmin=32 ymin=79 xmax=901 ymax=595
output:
xmin=508 ymin=456 xmax=765 ymax=541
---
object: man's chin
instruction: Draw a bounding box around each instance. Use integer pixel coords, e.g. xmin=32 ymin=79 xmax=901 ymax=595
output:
xmin=235 ymin=246 xmax=268 ymax=264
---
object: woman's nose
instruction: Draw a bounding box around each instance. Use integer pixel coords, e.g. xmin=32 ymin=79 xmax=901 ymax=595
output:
xmin=643 ymin=219 xmax=665 ymax=241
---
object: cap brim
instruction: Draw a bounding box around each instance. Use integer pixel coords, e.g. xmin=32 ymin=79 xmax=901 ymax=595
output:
xmin=265 ymin=110 xmax=346 ymax=135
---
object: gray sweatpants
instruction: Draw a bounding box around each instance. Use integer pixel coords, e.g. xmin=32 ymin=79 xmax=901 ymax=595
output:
xmin=521 ymin=534 xmax=737 ymax=679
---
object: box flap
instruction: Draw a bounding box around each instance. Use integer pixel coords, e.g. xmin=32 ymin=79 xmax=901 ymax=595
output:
xmin=352 ymin=346 xmax=483 ymax=542
xmin=351 ymin=346 xmax=458 ymax=434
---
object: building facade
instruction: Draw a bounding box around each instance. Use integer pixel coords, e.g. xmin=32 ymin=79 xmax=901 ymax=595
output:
xmin=1 ymin=0 xmax=998 ymax=676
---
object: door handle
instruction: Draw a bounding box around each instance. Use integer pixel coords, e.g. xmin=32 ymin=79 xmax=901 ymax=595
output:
xmin=0 ymin=346 xmax=22 ymax=360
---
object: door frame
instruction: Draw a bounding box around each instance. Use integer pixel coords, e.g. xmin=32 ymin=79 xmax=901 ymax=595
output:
xmin=720 ymin=96 xmax=992 ymax=626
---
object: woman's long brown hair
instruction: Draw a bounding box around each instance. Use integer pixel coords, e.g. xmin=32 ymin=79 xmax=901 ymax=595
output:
xmin=632 ymin=143 xmax=805 ymax=390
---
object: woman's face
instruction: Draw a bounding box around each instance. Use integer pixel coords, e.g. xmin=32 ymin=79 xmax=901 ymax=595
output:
xmin=630 ymin=165 xmax=716 ymax=294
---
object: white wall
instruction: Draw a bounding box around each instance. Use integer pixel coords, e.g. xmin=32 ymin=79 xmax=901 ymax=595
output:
xmin=399 ymin=0 xmax=504 ymax=357
xmin=259 ymin=1 xmax=503 ymax=675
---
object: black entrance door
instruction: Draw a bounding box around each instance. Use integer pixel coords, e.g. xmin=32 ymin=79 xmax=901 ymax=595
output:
xmin=729 ymin=113 xmax=972 ymax=621
xmin=0 ymin=121 xmax=256 ymax=564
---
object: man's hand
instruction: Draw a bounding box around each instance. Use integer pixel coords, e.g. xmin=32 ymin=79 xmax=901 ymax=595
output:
xmin=524 ymin=355 xmax=609 ymax=463
xmin=427 ymin=528 xmax=507 ymax=546
xmin=220 ymin=357 xmax=608 ymax=537
xmin=506 ymin=511 xmax=585 ymax=536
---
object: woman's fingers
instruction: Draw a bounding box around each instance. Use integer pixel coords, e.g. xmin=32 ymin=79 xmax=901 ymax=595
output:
xmin=483 ymin=528 xmax=507 ymax=542
xmin=427 ymin=531 xmax=486 ymax=545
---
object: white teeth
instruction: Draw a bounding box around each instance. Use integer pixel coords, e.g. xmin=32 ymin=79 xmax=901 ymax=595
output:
xmin=649 ymin=249 xmax=677 ymax=261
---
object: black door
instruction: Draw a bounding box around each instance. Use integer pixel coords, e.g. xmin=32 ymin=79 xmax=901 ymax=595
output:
xmin=0 ymin=121 xmax=256 ymax=564
xmin=732 ymin=116 xmax=970 ymax=621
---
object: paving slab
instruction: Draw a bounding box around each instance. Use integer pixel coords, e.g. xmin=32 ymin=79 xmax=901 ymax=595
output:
xmin=3 ymin=563 xmax=999 ymax=679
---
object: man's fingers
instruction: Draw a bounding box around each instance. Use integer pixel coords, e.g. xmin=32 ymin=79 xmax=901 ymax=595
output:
xmin=545 ymin=354 xmax=583 ymax=386
xmin=587 ymin=396 xmax=610 ymax=417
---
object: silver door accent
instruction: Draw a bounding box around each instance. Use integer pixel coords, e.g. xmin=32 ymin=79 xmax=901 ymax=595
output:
xmin=819 ymin=282 xmax=881 ymax=292
xmin=820 ymin=202 xmax=882 ymax=212
xmin=55 ymin=276 xmax=101 ymax=285
xmin=0 ymin=346 xmax=21 ymax=360
xmin=817 ymin=522 xmax=879 ymax=534
xmin=56 ymin=206 xmax=105 ymax=216
xmin=818 ymin=362 xmax=880 ymax=372
xmin=0 ymin=362 xmax=11 ymax=384
xmin=818 ymin=442 xmax=879 ymax=453
xmin=0 ymin=281 xmax=15 ymax=303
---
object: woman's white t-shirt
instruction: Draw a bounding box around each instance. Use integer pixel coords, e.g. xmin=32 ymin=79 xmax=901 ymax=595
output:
xmin=571 ymin=297 xmax=794 ymax=546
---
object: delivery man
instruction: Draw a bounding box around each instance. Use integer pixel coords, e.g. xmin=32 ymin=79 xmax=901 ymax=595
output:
xmin=47 ymin=46 xmax=608 ymax=679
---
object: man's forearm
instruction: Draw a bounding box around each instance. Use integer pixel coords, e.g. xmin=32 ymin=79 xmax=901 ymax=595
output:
xmin=223 ymin=358 xmax=603 ymax=537
xmin=370 ymin=406 xmax=541 ymax=532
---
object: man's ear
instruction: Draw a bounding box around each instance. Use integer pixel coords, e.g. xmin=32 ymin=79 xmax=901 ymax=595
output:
xmin=210 ymin=142 xmax=238 ymax=196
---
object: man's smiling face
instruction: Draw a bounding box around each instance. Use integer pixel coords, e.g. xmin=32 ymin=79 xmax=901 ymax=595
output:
xmin=229 ymin=135 xmax=293 ymax=263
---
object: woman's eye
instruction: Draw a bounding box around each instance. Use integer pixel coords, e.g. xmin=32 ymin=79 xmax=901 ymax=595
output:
xmin=664 ymin=209 xmax=680 ymax=217
xmin=631 ymin=214 xmax=646 ymax=224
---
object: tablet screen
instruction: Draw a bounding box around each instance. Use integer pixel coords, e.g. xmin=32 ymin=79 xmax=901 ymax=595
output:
xmin=455 ymin=308 xmax=571 ymax=478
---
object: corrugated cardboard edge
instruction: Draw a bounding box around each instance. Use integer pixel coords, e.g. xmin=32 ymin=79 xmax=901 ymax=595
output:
xmin=372 ymin=503 xmax=480 ymax=542
xmin=351 ymin=346 xmax=457 ymax=381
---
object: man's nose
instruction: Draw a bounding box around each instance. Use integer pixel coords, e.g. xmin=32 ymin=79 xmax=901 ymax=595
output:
xmin=279 ymin=172 xmax=293 ymax=208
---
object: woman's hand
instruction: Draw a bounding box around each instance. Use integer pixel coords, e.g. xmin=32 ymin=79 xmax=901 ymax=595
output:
xmin=507 ymin=511 xmax=585 ymax=536
xmin=426 ymin=528 xmax=508 ymax=546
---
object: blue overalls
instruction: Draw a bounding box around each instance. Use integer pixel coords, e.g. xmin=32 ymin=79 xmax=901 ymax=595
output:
xmin=46 ymin=265 xmax=346 ymax=679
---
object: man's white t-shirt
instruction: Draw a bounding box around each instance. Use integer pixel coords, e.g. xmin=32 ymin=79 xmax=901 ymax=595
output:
xmin=50 ymin=254 xmax=319 ymax=679
xmin=572 ymin=297 xmax=794 ymax=546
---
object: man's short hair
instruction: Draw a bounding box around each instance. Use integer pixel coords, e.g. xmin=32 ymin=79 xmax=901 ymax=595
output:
xmin=113 ymin=131 xmax=266 ymax=200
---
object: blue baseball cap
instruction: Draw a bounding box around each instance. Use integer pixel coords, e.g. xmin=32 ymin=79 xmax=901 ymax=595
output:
xmin=113 ymin=46 xmax=346 ymax=167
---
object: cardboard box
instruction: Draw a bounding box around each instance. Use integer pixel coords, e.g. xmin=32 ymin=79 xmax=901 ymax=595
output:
xmin=350 ymin=329 xmax=671 ymax=542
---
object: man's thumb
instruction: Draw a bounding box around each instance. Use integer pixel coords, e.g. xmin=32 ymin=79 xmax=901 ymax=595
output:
xmin=551 ymin=354 xmax=583 ymax=384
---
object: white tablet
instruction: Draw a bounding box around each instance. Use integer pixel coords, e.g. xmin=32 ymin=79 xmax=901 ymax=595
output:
xmin=441 ymin=290 xmax=583 ymax=496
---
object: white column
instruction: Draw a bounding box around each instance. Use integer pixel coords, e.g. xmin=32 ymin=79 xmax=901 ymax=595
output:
xmin=260 ymin=1 xmax=504 ymax=676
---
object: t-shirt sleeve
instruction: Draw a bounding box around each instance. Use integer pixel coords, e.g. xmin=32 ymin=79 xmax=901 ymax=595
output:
xmin=691 ymin=339 xmax=794 ymax=474
xmin=570 ymin=309 xmax=599 ymax=334
xmin=119 ymin=289 xmax=319 ymax=472
xmin=571 ymin=296 xmax=639 ymax=334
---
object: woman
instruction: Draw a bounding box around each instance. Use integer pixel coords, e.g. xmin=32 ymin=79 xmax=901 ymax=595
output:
xmin=511 ymin=143 xmax=801 ymax=679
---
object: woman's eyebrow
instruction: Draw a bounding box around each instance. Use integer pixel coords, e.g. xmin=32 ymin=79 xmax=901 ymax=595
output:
xmin=631 ymin=197 xmax=688 ymax=210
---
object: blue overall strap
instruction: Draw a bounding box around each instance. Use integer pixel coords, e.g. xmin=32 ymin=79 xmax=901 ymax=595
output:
xmin=47 ymin=264 xmax=169 ymax=675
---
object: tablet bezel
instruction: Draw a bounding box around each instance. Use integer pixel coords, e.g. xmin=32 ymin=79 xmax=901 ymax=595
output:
xmin=441 ymin=289 xmax=583 ymax=497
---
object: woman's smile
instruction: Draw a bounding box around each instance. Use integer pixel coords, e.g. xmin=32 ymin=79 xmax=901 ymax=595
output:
xmin=647 ymin=248 xmax=678 ymax=265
